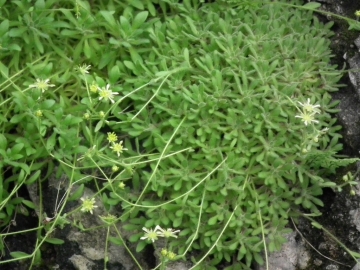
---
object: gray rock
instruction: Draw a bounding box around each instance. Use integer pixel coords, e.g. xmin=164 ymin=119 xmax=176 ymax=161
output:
xmin=69 ymin=254 xmax=96 ymax=270
xmin=255 ymin=232 xmax=310 ymax=270
xmin=352 ymin=260 xmax=360 ymax=270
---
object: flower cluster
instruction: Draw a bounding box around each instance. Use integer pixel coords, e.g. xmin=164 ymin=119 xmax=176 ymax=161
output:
xmin=74 ymin=64 xmax=118 ymax=103
xmin=107 ymin=132 xmax=128 ymax=157
xmin=29 ymin=78 xmax=55 ymax=93
xmin=161 ymin=249 xmax=177 ymax=260
xmin=294 ymin=99 xmax=328 ymax=153
xmin=295 ymin=98 xmax=321 ymax=126
xmin=140 ymin=226 xmax=181 ymax=243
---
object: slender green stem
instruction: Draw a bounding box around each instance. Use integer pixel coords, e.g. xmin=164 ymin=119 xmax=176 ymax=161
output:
xmin=113 ymin=225 xmax=143 ymax=270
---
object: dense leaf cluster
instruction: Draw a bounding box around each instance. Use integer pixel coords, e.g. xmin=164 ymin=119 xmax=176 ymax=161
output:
xmin=114 ymin=1 xmax=347 ymax=268
xmin=0 ymin=0 xmax=355 ymax=268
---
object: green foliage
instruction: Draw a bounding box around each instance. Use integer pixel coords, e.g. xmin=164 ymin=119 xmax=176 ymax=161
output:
xmin=305 ymin=149 xmax=359 ymax=174
xmin=0 ymin=0 xmax=358 ymax=269
xmin=112 ymin=0 xmax=354 ymax=267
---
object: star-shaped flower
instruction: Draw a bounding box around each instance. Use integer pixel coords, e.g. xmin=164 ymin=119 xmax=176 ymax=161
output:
xmin=80 ymin=197 xmax=98 ymax=214
xmin=156 ymin=227 xmax=181 ymax=238
xmin=98 ymin=84 xmax=118 ymax=103
xmin=75 ymin=64 xmax=91 ymax=75
xmin=29 ymin=79 xmax=55 ymax=93
xmin=110 ymin=141 xmax=128 ymax=157
xmin=297 ymin=98 xmax=321 ymax=114
xmin=140 ymin=227 xmax=161 ymax=242
xmin=295 ymin=112 xmax=319 ymax=126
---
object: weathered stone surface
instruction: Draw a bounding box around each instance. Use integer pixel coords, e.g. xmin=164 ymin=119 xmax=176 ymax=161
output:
xmin=256 ymin=232 xmax=310 ymax=270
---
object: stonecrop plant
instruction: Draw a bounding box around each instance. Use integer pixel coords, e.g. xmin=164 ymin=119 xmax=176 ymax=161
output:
xmin=0 ymin=0 xmax=359 ymax=269
xmin=115 ymin=1 xmax=358 ymax=269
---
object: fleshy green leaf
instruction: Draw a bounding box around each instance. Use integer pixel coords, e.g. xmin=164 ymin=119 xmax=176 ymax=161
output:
xmin=44 ymin=238 xmax=64 ymax=245
xmin=10 ymin=251 xmax=30 ymax=259
xmin=68 ymin=184 xmax=84 ymax=201
xmin=21 ymin=200 xmax=36 ymax=209
xmin=132 ymin=11 xmax=148 ymax=29
xmin=303 ymin=2 xmax=321 ymax=10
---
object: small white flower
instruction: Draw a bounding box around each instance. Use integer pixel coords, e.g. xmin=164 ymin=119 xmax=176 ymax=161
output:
xmin=75 ymin=64 xmax=91 ymax=75
xmin=295 ymin=112 xmax=319 ymax=126
xmin=297 ymin=98 xmax=321 ymax=114
xmin=29 ymin=79 xmax=55 ymax=93
xmin=140 ymin=225 xmax=181 ymax=242
xmin=156 ymin=227 xmax=181 ymax=238
xmin=110 ymin=141 xmax=128 ymax=157
xmin=140 ymin=227 xmax=161 ymax=242
xmin=98 ymin=84 xmax=118 ymax=103
xmin=80 ymin=197 xmax=98 ymax=214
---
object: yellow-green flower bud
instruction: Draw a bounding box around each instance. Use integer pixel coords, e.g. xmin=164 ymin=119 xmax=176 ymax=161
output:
xmin=118 ymin=182 xmax=125 ymax=189
xmin=90 ymin=81 xmax=98 ymax=93
xmin=107 ymin=132 xmax=118 ymax=143
xmin=161 ymin=249 xmax=168 ymax=256
xmin=35 ymin=110 xmax=43 ymax=117
xmin=83 ymin=112 xmax=90 ymax=120
xmin=99 ymin=214 xmax=117 ymax=225
xmin=167 ymin=251 xmax=176 ymax=260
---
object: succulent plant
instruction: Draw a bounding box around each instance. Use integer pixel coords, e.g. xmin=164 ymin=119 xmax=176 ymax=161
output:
xmin=113 ymin=1 xmax=355 ymax=268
